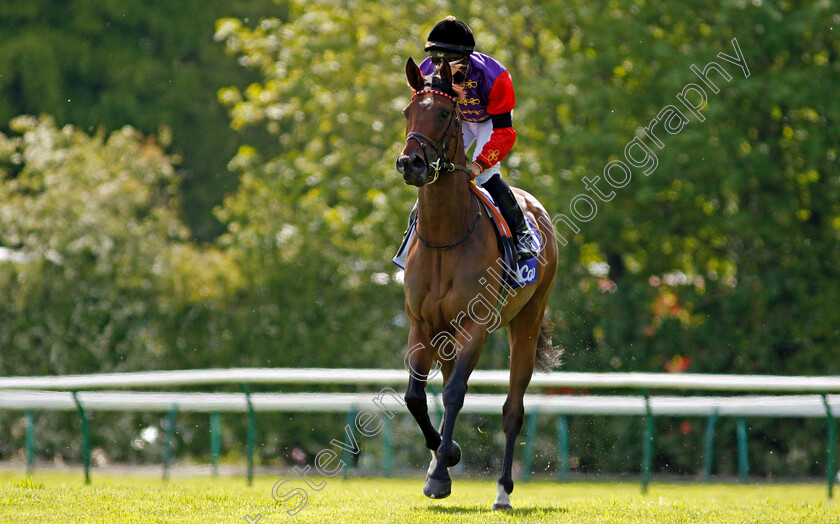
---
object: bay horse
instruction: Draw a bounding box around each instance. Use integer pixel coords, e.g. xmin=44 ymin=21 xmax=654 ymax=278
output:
xmin=396 ymin=57 xmax=559 ymax=510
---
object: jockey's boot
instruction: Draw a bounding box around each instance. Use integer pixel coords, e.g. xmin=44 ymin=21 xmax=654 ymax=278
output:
xmin=481 ymin=174 xmax=539 ymax=261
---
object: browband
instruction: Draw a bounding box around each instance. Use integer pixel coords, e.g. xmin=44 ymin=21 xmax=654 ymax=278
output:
xmin=412 ymin=89 xmax=457 ymax=103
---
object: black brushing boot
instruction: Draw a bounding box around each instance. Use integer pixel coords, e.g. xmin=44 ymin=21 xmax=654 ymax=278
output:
xmin=481 ymin=174 xmax=539 ymax=261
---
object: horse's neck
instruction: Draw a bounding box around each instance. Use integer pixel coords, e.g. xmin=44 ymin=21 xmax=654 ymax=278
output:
xmin=416 ymin=146 xmax=472 ymax=246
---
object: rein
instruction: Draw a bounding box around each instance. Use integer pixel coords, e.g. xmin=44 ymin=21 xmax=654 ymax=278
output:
xmin=405 ymin=89 xmax=472 ymax=184
xmin=415 ymin=191 xmax=482 ymax=250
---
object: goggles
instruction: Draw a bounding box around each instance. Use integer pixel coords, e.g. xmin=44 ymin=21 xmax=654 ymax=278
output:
xmin=429 ymin=51 xmax=469 ymax=66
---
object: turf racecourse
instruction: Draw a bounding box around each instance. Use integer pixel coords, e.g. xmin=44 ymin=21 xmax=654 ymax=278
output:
xmin=1 ymin=471 xmax=837 ymax=523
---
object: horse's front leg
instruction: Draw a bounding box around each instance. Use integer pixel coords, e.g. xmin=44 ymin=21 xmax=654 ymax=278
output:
xmin=404 ymin=330 xmax=443 ymax=458
xmin=424 ymin=326 xmax=486 ymax=499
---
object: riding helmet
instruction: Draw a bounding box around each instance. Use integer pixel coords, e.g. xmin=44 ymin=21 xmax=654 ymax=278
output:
xmin=424 ymin=16 xmax=475 ymax=56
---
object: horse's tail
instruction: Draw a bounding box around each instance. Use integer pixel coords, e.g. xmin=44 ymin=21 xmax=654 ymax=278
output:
xmin=534 ymin=320 xmax=562 ymax=372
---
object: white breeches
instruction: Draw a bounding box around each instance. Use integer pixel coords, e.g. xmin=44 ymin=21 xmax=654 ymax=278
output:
xmin=461 ymin=119 xmax=501 ymax=186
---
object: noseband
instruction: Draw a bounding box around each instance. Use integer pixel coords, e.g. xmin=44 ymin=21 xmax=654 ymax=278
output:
xmin=404 ymin=89 xmax=471 ymax=184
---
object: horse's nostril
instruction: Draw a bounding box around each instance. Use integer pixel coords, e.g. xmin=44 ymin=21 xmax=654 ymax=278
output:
xmin=410 ymin=154 xmax=425 ymax=170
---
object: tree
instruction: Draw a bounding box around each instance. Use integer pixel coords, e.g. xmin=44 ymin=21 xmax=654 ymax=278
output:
xmin=0 ymin=0 xmax=284 ymax=240
xmin=0 ymin=115 xmax=199 ymax=375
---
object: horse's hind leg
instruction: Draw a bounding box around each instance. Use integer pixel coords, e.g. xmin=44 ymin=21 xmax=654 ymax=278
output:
xmin=494 ymin=306 xmax=543 ymax=510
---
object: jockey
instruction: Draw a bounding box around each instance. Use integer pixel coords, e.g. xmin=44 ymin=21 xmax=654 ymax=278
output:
xmin=420 ymin=16 xmax=538 ymax=261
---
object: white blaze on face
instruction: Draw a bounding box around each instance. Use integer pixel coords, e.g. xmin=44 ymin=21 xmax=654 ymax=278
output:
xmin=419 ymin=96 xmax=434 ymax=109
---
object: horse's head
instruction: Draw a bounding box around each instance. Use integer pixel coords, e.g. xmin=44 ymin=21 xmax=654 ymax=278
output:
xmin=397 ymin=58 xmax=463 ymax=187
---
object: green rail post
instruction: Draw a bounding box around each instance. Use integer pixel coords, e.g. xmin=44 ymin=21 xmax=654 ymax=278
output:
xmin=522 ymin=409 xmax=539 ymax=482
xmin=556 ymin=415 xmax=569 ymax=480
xmin=25 ymin=410 xmax=35 ymax=476
xmin=209 ymin=412 xmax=221 ymax=477
xmin=822 ymin=394 xmax=836 ymax=499
xmin=240 ymin=384 xmax=256 ymax=486
xmin=70 ymin=391 xmax=91 ymax=485
xmin=702 ymin=409 xmax=719 ymax=482
xmin=736 ymin=417 xmax=749 ymax=483
xmin=383 ymin=412 xmax=393 ymax=478
xmin=641 ymin=390 xmax=654 ymax=494
xmin=343 ymin=405 xmax=358 ymax=479
xmin=163 ymin=404 xmax=178 ymax=481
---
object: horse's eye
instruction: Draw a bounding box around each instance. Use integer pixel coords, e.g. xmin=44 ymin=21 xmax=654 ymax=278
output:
xmin=441 ymin=109 xmax=451 ymax=119
xmin=403 ymin=108 xmax=409 ymax=118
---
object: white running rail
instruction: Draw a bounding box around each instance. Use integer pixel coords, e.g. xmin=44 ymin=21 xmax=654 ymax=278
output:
xmin=2 ymin=368 xmax=840 ymax=392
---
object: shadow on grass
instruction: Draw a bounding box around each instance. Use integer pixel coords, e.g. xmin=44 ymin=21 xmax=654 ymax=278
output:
xmin=426 ymin=504 xmax=568 ymax=516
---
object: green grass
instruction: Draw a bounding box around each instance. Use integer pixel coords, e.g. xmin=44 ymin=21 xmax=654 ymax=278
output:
xmin=1 ymin=471 xmax=838 ymax=523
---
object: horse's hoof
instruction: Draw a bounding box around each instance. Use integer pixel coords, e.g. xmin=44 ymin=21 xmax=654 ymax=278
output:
xmin=493 ymin=481 xmax=512 ymax=509
xmin=423 ymin=476 xmax=452 ymax=499
xmin=447 ymin=440 xmax=461 ymax=467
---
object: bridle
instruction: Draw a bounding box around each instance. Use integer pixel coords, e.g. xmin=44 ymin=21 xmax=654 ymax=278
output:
xmin=404 ymin=89 xmax=472 ymax=185
xmin=405 ymin=88 xmax=481 ymax=249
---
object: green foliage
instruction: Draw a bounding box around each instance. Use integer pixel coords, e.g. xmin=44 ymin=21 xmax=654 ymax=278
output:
xmin=213 ymin=1 xmax=440 ymax=268
xmin=0 ymin=116 xmax=181 ymax=374
xmin=0 ymin=0 xmax=284 ymax=239
xmin=528 ymin=0 xmax=840 ymax=381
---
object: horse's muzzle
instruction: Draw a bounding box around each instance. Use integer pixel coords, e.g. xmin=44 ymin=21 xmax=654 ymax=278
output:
xmin=397 ymin=153 xmax=427 ymax=186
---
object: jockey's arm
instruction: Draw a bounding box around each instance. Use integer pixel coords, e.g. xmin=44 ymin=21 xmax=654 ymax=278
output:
xmin=473 ymin=71 xmax=517 ymax=173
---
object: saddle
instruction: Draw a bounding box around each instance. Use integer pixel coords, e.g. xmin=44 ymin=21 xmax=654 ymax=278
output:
xmin=393 ymin=183 xmax=541 ymax=289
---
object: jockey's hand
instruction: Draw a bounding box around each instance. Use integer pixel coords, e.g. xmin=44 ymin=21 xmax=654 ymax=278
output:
xmin=467 ymin=162 xmax=483 ymax=180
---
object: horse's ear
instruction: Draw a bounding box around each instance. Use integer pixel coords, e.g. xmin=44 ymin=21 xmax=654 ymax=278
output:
xmin=406 ymin=57 xmax=424 ymax=92
xmin=438 ymin=59 xmax=453 ymax=86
